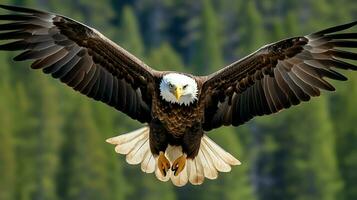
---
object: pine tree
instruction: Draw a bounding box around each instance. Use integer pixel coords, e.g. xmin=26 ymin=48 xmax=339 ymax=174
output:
xmin=165 ymin=1 xmax=201 ymax=65
xmin=59 ymin=99 xmax=110 ymax=200
xmin=92 ymin=103 xmax=128 ymax=200
xmin=118 ymin=6 xmax=145 ymax=58
xmin=0 ymin=53 xmax=15 ymax=200
xmin=8 ymin=71 xmax=63 ymax=200
xmin=0 ymin=96 xmax=15 ymax=200
xmin=236 ymin=1 xmax=266 ymax=55
xmin=147 ymin=42 xmax=185 ymax=72
xmin=2 ymin=1 xmax=357 ymax=200
xmin=134 ymin=0 xmax=174 ymax=48
xmin=193 ymin=0 xmax=223 ymax=73
xmin=326 ymin=1 xmax=357 ymax=199
xmin=13 ymin=83 xmax=39 ymax=200
xmin=253 ymin=98 xmax=342 ymax=200
xmin=30 ymin=76 xmax=62 ymax=200
xmin=330 ymin=74 xmax=357 ymax=200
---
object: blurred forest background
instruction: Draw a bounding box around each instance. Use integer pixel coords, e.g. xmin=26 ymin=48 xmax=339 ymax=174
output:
xmin=0 ymin=0 xmax=356 ymax=200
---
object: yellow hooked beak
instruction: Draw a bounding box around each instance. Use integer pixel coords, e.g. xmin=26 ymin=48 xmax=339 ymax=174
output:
xmin=174 ymin=86 xmax=183 ymax=100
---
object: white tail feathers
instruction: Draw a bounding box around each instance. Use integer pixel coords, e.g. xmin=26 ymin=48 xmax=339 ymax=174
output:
xmin=106 ymin=127 xmax=241 ymax=187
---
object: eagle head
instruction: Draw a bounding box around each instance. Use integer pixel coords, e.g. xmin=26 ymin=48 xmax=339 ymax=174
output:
xmin=160 ymin=73 xmax=198 ymax=106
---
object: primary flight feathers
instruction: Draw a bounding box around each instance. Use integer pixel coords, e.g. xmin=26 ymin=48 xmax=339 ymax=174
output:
xmin=0 ymin=4 xmax=356 ymax=126
xmin=202 ymin=21 xmax=357 ymax=130
xmin=0 ymin=4 xmax=155 ymax=123
xmin=0 ymin=4 xmax=356 ymax=186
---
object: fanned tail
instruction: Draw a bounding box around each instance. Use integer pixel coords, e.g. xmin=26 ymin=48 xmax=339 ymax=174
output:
xmin=184 ymin=135 xmax=241 ymax=185
xmin=106 ymin=128 xmax=241 ymax=187
xmin=106 ymin=126 xmax=156 ymax=173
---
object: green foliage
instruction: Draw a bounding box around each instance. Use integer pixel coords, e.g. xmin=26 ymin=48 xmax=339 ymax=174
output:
xmin=118 ymin=6 xmax=145 ymax=58
xmin=31 ymin=76 xmax=63 ymax=200
xmin=253 ymin=99 xmax=342 ymax=200
xmin=0 ymin=56 xmax=15 ymax=200
xmin=330 ymin=74 xmax=357 ymax=200
xmin=147 ymin=42 xmax=185 ymax=71
xmin=237 ymin=1 xmax=266 ymax=54
xmin=60 ymin=100 xmax=111 ymax=200
xmin=0 ymin=1 xmax=356 ymax=200
xmin=246 ymin=2 xmax=344 ymax=199
xmin=193 ymin=0 xmax=223 ymax=73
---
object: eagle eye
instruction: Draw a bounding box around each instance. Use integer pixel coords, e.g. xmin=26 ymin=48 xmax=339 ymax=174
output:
xmin=183 ymin=84 xmax=188 ymax=89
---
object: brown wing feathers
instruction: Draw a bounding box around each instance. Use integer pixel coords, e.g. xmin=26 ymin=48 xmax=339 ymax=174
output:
xmin=202 ymin=21 xmax=357 ymax=131
xmin=0 ymin=4 xmax=154 ymax=123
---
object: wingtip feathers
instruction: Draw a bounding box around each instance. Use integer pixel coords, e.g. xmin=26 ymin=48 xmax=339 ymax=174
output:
xmin=0 ymin=4 xmax=47 ymax=14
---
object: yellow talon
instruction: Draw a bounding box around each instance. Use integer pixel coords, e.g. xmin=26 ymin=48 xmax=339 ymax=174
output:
xmin=157 ymin=151 xmax=170 ymax=176
xmin=172 ymin=154 xmax=187 ymax=176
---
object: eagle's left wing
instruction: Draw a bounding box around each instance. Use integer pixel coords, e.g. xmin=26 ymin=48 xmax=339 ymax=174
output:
xmin=0 ymin=5 xmax=158 ymax=123
xmin=201 ymin=21 xmax=357 ymax=131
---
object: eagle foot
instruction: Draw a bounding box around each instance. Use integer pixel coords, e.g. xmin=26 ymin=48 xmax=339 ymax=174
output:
xmin=158 ymin=151 xmax=170 ymax=176
xmin=172 ymin=154 xmax=187 ymax=176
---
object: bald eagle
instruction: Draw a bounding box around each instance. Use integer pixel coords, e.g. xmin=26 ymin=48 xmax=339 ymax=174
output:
xmin=0 ymin=4 xmax=356 ymax=186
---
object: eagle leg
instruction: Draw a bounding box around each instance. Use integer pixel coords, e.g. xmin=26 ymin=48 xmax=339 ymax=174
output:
xmin=171 ymin=153 xmax=187 ymax=176
xmin=158 ymin=151 xmax=170 ymax=176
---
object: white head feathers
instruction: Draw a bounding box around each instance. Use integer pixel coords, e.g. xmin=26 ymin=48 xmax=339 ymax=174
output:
xmin=160 ymin=73 xmax=198 ymax=106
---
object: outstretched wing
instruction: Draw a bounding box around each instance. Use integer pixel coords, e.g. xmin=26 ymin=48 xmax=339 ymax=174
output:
xmin=0 ymin=4 xmax=157 ymax=123
xmin=201 ymin=21 xmax=357 ymax=131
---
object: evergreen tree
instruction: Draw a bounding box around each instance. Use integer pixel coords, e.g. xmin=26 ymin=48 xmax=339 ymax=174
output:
xmin=0 ymin=53 xmax=15 ymax=200
xmin=326 ymin=1 xmax=357 ymax=199
xmin=13 ymin=83 xmax=38 ymax=200
xmin=330 ymin=75 xmax=357 ymax=200
xmin=59 ymin=99 xmax=110 ymax=200
xmin=118 ymin=6 xmax=145 ymax=58
xmin=193 ymin=0 xmax=223 ymax=73
xmin=92 ymin=103 xmax=128 ymax=200
xmin=135 ymin=0 xmax=174 ymax=48
xmin=31 ymin=76 xmax=62 ymax=200
xmin=236 ymin=1 xmax=266 ymax=55
xmin=147 ymin=42 xmax=185 ymax=72
xmin=0 ymin=1 xmax=356 ymax=200
xmin=253 ymin=98 xmax=342 ymax=200
xmin=166 ymin=1 xmax=201 ymax=65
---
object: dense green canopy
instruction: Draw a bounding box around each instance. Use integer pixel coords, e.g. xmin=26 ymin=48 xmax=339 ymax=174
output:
xmin=0 ymin=0 xmax=356 ymax=200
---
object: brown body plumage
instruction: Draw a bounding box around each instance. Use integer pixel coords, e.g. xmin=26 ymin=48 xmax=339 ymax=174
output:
xmin=151 ymin=74 xmax=205 ymax=158
xmin=0 ymin=4 xmax=356 ymax=186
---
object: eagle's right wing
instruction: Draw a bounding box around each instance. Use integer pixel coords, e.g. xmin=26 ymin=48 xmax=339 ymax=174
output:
xmin=201 ymin=21 xmax=357 ymax=131
xmin=0 ymin=4 xmax=158 ymax=123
